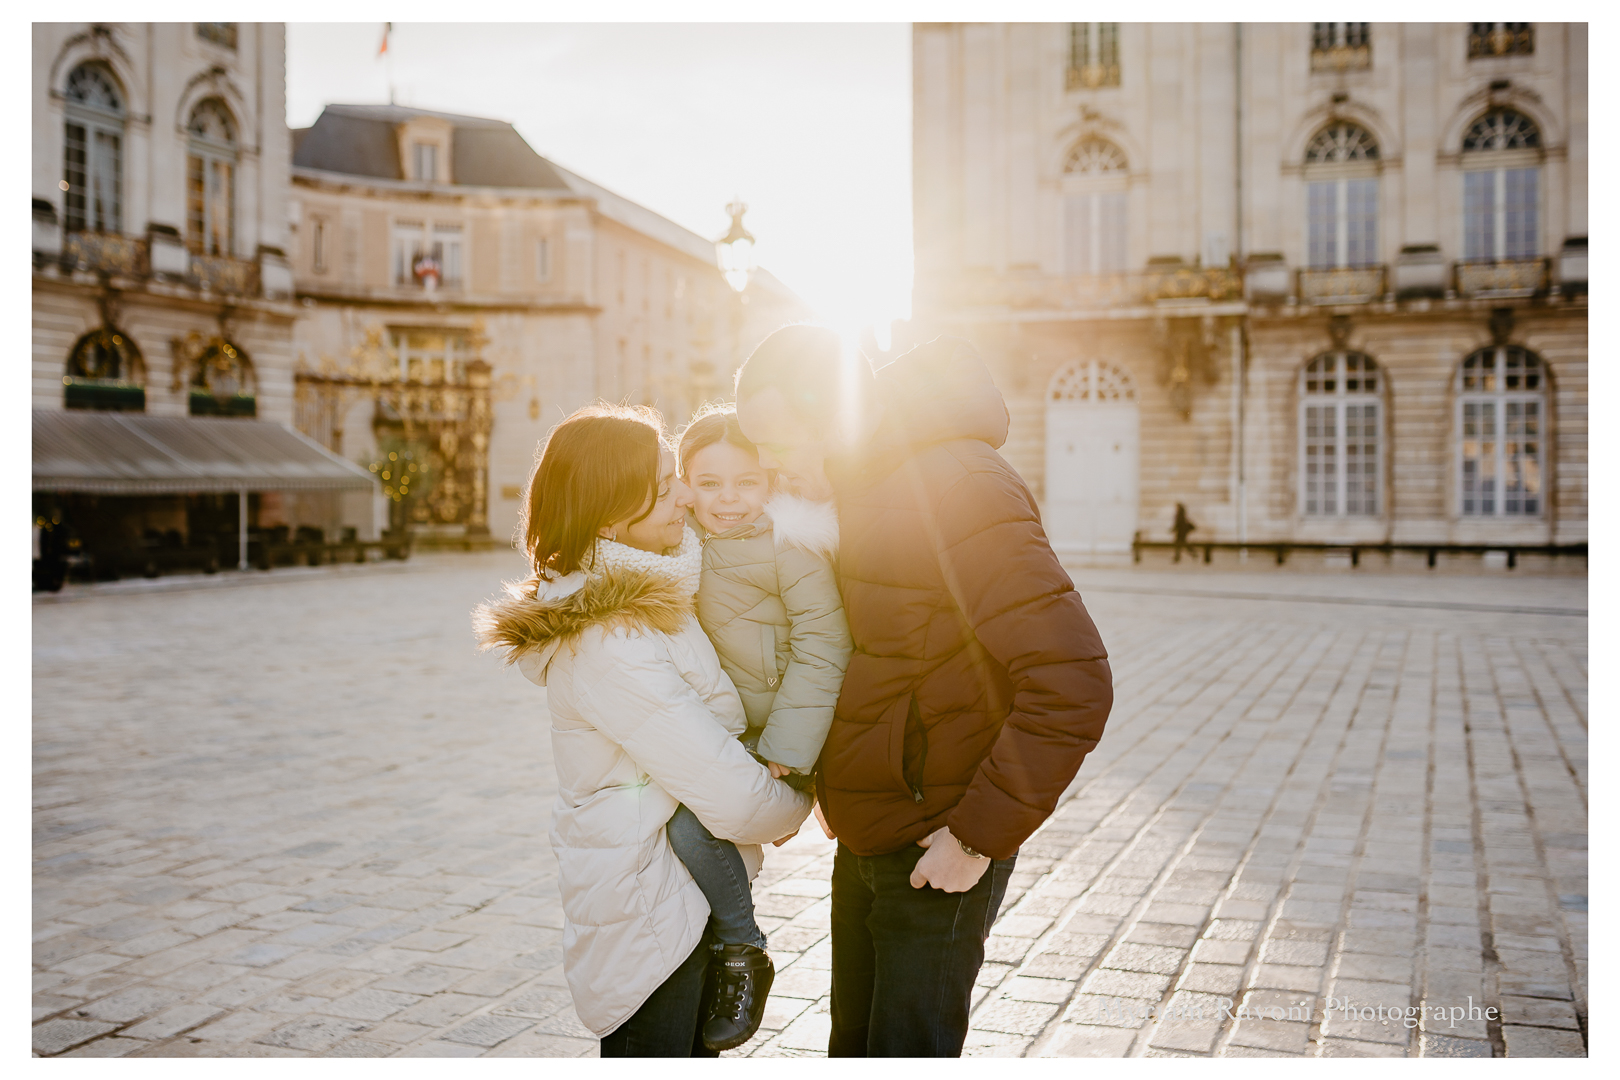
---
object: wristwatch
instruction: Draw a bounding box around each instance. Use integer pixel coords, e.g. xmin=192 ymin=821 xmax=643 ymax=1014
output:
xmin=957 ymin=837 xmax=988 ymax=860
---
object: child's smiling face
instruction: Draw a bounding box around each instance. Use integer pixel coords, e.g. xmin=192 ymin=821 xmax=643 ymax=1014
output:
xmin=687 ymin=440 xmax=769 ymax=535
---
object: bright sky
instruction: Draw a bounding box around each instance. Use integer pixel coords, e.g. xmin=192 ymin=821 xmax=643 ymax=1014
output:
xmin=285 ymin=23 xmax=913 ymax=342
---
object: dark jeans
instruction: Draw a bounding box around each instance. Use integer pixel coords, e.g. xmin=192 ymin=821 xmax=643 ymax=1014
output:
xmin=827 ymin=841 xmax=1015 ymax=1057
xmin=598 ymin=932 xmax=720 ymax=1057
xmin=666 ymin=804 xmax=768 ymax=950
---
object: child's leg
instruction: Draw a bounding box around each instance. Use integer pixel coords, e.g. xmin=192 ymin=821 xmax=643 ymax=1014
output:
xmin=666 ymin=805 xmax=768 ymax=950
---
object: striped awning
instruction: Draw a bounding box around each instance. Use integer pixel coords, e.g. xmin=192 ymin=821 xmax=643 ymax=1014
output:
xmin=33 ymin=409 xmax=379 ymax=495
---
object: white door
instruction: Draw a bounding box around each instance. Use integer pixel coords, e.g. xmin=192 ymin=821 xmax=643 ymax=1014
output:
xmin=1045 ymin=360 xmax=1140 ymax=556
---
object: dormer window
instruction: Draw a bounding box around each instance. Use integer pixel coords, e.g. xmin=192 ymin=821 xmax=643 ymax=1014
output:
xmin=412 ymin=142 xmax=439 ymax=183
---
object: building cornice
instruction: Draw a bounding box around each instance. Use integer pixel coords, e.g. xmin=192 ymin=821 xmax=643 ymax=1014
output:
xmin=291 ymin=167 xmax=585 ymax=206
xmin=293 ymin=285 xmax=601 ymax=316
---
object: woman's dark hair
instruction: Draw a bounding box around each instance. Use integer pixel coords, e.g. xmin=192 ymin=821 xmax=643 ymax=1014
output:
xmin=733 ymin=323 xmax=871 ymax=425
xmin=676 ymin=401 xmax=760 ymax=478
xmin=521 ymin=403 xmax=668 ymax=577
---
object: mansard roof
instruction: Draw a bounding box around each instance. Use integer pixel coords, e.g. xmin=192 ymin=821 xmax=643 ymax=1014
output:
xmin=291 ymin=103 xmax=717 ymax=266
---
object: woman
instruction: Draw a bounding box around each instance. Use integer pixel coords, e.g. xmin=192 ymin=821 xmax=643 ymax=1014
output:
xmin=474 ymin=403 xmax=811 ymax=1056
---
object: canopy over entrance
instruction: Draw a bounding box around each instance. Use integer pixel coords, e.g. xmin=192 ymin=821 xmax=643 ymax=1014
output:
xmin=32 ymin=410 xmax=378 ymax=495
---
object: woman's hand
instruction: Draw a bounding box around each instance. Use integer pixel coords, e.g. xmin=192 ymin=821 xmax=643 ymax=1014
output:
xmin=767 ymin=761 xmax=791 ymax=779
xmin=812 ymin=801 xmax=836 ymax=840
xmin=771 ymin=829 xmax=799 ymax=847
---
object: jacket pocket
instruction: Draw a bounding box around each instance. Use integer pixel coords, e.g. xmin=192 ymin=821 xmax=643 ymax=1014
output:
xmin=900 ymin=695 xmax=928 ymax=804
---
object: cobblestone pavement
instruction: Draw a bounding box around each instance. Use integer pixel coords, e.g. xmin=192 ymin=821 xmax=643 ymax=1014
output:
xmin=33 ymin=553 xmax=1587 ymax=1058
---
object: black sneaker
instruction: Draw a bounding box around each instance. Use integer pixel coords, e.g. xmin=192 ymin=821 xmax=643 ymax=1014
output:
xmin=701 ymin=943 xmax=775 ymax=1051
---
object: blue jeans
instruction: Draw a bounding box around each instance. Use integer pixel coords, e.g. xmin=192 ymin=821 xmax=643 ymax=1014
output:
xmin=666 ymin=804 xmax=768 ymax=950
xmin=598 ymin=932 xmax=719 ymax=1057
xmin=827 ymin=841 xmax=1016 ymax=1056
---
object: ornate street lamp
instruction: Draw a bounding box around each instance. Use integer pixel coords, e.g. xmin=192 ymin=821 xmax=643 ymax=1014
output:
xmin=716 ymin=198 xmax=755 ymax=294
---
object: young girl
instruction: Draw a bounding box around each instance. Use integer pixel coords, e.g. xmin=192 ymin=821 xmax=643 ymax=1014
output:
xmin=665 ymin=402 xmax=851 ymax=1051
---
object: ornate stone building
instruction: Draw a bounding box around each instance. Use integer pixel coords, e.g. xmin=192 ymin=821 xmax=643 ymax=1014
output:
xmin=31 ymin=23 xmax=382 ymax=580
xmin=33 ymin=23 xmax=297 ymax=420
xmin=288 ymin=104 xmax=811 ymax=545
xmin=910 ymin=22 xmax=1586 ymax=561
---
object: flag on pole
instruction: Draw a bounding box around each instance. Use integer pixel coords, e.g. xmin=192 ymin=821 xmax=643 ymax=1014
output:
xmin=378 ymin=22 xmax=391 ymax=57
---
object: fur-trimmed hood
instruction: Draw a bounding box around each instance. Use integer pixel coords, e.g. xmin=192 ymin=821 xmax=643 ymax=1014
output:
xmin=473 ymin=568 xmax=694 ymax=685
xmin=765 ymin=492 xmax=839 ymax=561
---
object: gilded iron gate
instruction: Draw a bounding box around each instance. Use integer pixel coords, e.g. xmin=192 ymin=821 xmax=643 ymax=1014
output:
xmin=294 ymin=323 xmax=492 ymax=537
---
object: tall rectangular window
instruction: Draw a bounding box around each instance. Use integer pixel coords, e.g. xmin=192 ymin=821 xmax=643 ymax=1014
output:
xmin=1304 ymin=403 xmax=1339 ymax=515
xmin=311 ymin=218 xmax=327 ymax=273
xmin=64 ymin=120 xmax=123 ymax=234
xmin=1068 ymin=23 xmax=1121 ymax=88
xmin=1465 ymin=168 xmax=1539 ymax=259
xmin=393 ymin=220 xmax=425 ymax=284
xmin=187 ymin=154 xmax=233 ymax=256
xmin=1307 ymin=178 xmax=1378 ymax=268
xmin=1459 ymin=347 xmax=1544 ymax=518
xmin=536 ymin=238 xmax=551 ymax=282
xmin=1065 ymin=191 xmax=1127 ymax=275
xmin=413 ymin=142 xmax=438 ymax=183
xmin=434 ymin=224 xmax=463 ymax=285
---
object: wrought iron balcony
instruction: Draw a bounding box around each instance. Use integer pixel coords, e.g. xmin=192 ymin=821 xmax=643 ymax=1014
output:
xmin=63 ymin=231 xmax=147 ymax=277
xmin=1456 ymin=258 xmax=1547 ymax=299
xmin=1299 ymin=265 xmax=1387 ymax=305
xmin=190 ymin=253 xmax=258 ymax=296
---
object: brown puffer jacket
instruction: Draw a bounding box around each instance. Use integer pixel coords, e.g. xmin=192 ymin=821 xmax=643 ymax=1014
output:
xmin=819 ymin=337 xmax=1114 ymax=860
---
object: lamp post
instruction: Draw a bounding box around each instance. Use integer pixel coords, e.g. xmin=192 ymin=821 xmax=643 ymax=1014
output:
xmin=715 ymin=199 xmax=755 ymax=398
xmin=716 ymin=198 xmax=755 ymax=294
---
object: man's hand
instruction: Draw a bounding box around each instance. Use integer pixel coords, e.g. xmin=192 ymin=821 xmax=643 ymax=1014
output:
xmin=812 ymin=801 xmax=836 ymax=839
xmin=910 ymin=827 xmax=991 ymax=892
xmin=767 ymin=761 xmax=791 ymax=779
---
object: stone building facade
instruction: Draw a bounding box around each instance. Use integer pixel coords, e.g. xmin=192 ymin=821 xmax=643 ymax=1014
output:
xmin=29 ymin=22 xmax=360 ymax=558
xmin=910 ymin=22 xmax=1587 ymax=560
xmin=33 ymin=23 xmax=297 ymax=421
xmin=289 ymin=104 xmax=811 ymax=545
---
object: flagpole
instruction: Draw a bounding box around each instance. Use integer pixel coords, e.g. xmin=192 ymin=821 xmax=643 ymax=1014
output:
xmin=380 ymin=22 xmax=395 ymax=105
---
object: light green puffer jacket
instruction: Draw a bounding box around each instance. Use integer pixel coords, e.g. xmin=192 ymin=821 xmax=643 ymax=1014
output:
xmin=694 ymin=493 xmax=852 ymax=774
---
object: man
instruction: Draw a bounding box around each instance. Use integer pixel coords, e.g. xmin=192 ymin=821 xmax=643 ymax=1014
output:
xmin=735 ymin=325 xmax=1114 ymax=1057
xmin=1173 ymin=502 xmax=1197 ymax=563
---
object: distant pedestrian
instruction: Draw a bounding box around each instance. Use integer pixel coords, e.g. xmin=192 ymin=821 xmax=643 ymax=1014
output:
xmin=1173 ymin=502 xmax=1197 ymax=563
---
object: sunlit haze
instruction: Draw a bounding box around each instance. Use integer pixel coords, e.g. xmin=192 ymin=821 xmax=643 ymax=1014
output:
xmin=286 ymin=23 xmax=913 ymax=345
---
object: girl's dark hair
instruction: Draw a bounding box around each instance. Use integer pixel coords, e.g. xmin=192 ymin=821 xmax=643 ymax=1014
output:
xmin=521 ymin=403 xmax=668 ymax=577
xmin=676 ymin=401 xmax=760 ymax=478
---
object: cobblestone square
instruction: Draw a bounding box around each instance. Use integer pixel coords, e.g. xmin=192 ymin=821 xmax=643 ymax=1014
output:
xmin=33 ymin=553 xmax=1587 ymax=1057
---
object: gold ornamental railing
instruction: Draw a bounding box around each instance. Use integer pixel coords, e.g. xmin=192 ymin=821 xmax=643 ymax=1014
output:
xmin=937 ymin=267 xmax=1244 ymax=311
xmin=64 ymin=231 xmax=146 ymax=277
xmin=1299 ymin=265 xmax=1386 ymax=305
xmin=190 ymin=254 xmax=258 ymax=296
xmin=1456 ymin=258 xmax=1547 ymax=299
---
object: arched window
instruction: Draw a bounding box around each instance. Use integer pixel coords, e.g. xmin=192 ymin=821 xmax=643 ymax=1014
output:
xmin=64 ymin=327 xmax=145 ymax=412
xmin=1462 ymin=109 xmax=1541 ymax=261
xmin=187 ymin=99 xmax=238 ymax=256
xmin=1458 ymin=346 xmax=1544 ymax=517
xmin=63 ymin=63 xmax=126 ymax=235
xmin=1304 ymin=123 xmax=1379 ymax=269
xmin=1300 ymin=352 xmax=1381 ymax=516
xmin=1063 ymin=138 xmax=1128 ymax=276
xmin=188 ymin=339 xmax=257 ymax=417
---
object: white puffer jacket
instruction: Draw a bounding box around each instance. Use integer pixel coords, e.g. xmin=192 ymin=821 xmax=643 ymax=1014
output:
xmin=474 ymin=529 xmax=812 ymax=1037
